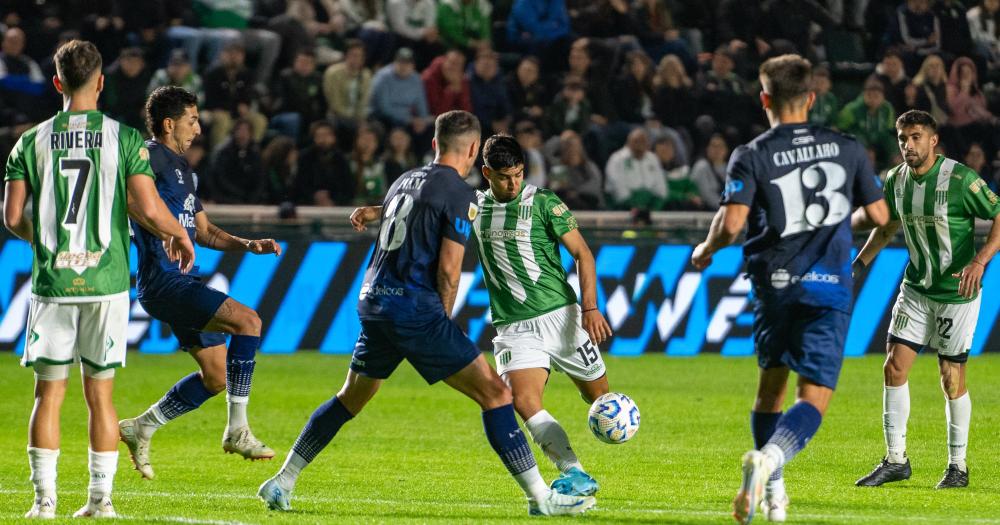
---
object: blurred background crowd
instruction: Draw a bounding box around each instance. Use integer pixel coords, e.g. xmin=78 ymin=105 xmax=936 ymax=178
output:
xmin=1 ymin=0 xmax=999 ymax=216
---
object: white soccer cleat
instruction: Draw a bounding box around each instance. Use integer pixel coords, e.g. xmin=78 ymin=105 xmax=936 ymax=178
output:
xmin=119 ymin=418 xmax=155 ymax=479
xmin=25 ymin=495 xmax=56 ymax=519
xmin=258 ymin=477 xmax=292 ymax=511
xmin=223 ymin=426 xmax=276 ymax=460
xmin=760 ymin=491 xmax=789 ymax=522
xmin=528 ymin=490 xmax=597 ymax=516
xmin=733 ymin=450 xmax=774 ymax=524
xmin=72 ymin=496 xmax=117 ymax=518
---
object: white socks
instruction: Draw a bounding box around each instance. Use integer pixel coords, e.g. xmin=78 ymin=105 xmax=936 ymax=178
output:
xmin=227 ymin=395 xmax=249 ymax=430
xmin=88 ymin=449 xmax=118 ymax=501
xmin=883 ymin=383 xmax=910 ymax=464
xmin=27 ymin=447 xmax=59 ymax=498
xmin=513 ymin=465 xmax=550 ymax=501
xmin=524 ymin=410 xmax=583 ymax=473
xmin=137 ymin=405 xmax=168 ymax=440
xmin=946 ymin=392 xmax=971 ymax=472
xmin=275 ymin=451 xmax=308 ymax=492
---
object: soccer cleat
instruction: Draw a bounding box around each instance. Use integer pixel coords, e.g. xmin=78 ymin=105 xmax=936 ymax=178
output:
xmin=550 ymin=467 xmax=600 ymax=496
xmin=258 ymin=477 xmax=291 ymax=511
xmin=223 ymin=426 xmax=276 ymax=460
xmin=72 ymin=496 xmax=117 ymax=518
xmin=733 ymin=450 xmax=774 ymax=525
xmin=25 ymin=495 xmax=56 ymax=519
xmin=935 ymin=464 xmax=968 ymax=489
xmin=855 ymin=457 xmax=911 ymax=487
xmin=119 ymin=418 xmax=155 ymax=479
xmin=528 ymin=490 xmax=596 ymax=516
xmin=760 ymin=492 xmax=789 ymax=522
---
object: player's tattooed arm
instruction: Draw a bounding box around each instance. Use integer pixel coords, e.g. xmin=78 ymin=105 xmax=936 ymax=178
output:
xmin=3 ymin=180 xmax=33 ymax=243
xmin=437 ymin=237 xmax=465 ymax=318
xmin=194 ymin=212 xmax=282 ymax=255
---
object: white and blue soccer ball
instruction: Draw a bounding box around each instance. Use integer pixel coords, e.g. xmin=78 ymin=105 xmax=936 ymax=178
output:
xmin=588 ymin=392 xmax=640 ymax=444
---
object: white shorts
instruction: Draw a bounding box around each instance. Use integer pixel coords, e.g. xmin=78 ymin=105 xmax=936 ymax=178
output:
xmin=888 ymin=285 xmax=980 ymax=361
xmin=22 ymin=294 xmax=129 ymax=374
xmin=492 ymin=304 xmax=606 ymax=382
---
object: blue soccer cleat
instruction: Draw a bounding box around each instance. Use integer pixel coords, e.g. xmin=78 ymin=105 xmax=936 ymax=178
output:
xmin=550 ymin=467 xmax=600 ymax=496
xmin=257 ymin=477 xmax=291 ymax=511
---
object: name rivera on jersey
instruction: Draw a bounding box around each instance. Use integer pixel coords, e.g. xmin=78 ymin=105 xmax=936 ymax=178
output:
xmin=772 ymin=141 xmax=840 ymax=167
xmin=50 ymin=129 xmax=103 ymax=150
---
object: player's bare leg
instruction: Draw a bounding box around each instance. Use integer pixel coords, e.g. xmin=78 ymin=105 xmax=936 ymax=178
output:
xmin=120 ymin=345 xmax=226 ymax=479
xmin=260 ymin=370 xmax=379 ymax=511
xmin=936 ymin=359 xmax=970 ymax=488
xmin=26 ymin=377 xmax=66 ymax=519
xmin=857 ymin=343 xmax=918 ymax=487
xmin=74 ymin=372 xmax=119 ymax=518
xmin=447 ymin=356 xmax=595 ymax=515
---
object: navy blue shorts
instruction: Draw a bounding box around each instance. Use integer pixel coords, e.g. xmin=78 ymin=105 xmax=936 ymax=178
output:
xmin=139 ymin=275 xmax=228 ymax=350
xmin=351 ymin=315 xmax=481 ymax=384
xmin=753 ymin=301 xmax=849 ymax=390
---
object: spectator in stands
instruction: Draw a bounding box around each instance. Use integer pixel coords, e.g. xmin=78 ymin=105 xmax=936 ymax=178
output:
xmin=875 ymin=49 xmax=910 ymax=115
xmin=261 ymin=136 xmax=301 ymax=205
xmin=965 ymin=142 xmax=991 ymax=180
xmin=80 ymin=8 xmax=127 ymax=65
xmin=633 ymin=0 xmax=695 ymax=68
xmin=655 ymin=136 xmax=701 ymax=211
xmin=351 ymin=122 xmax=387 ymax=205
xmin=565 ymin=39 xmax=615 ymax=126
xmin=571 ymin=0 xmax=642 ymax=39
xmin=386 ymin=0 xmax=442 ymax=69
xmin=368 ymin=47 xmax=431 ymax=149
xmin=437 ymin=0 xmax=491 ymax=51
xmin=188 ymin=0 xmax=281 ymax=85
xmin=652 ymin=54 xmax=697 ymax=131
xmin=760 ymin=0 xmax=838 ymax=63
xmin=506 ymin=0 xmax=572 ymax=71
xmin=323 ymin=39 xmax=371 ymax=125
xmin=102 ymin=47 xmax=152 ymax=132
xmin=935 ymin=0 xmax=974 ymax=60
xmin=888 ymin=0 xmax=941 ymax=69
xmin=613 ymin=50 xmax=657 ymax=125
xmin=808 ymin=66 xmax=839 ymax=126
xmin=714 ymin=0 xmax=769 ymax=76
xmin=422 ymin=49 xmax=471 ymax=115
xmin=282 ymin=0 xmax=344 ymax=66
xmin=968 ymin=0 xmax=1000 ymax=69
xmin=147 ymin=49 xmax=205 ymax=106
xmin=911 ymin=54 xmax=950 ymax=125
xmin=514 ymin=121 xmax=547 ymax=188
xmin=689 ymin=133 xmax=728 ymax=210
xmin=208 ymin=119 xmax=265 ymax=204
xmin=184 ymin=136 xmax=209 ymax=188
xmin=469 ymin=47 xmax=511 ymax=135
xmin=298 ymin=120 xmax=354 ymax=206
xmin=203 ymin=40 xmax=267 ymax=146
xmin=549 ymin=130 xmax=604 ymax=209
xmin=543 ymin=75 xmax=591 ymax=138
xmin=271 ymin=48 xmax=327 ymax=141
xmin=696 ymin=46 xmax=752 ymax=141
xmin=946 ymin=56 xmax=998 ymax=155
xmin=383 ymin=126 xmax=416 ymax=186
xmin=605 ymin=127 xmax=667 ymax=211
xmin=339 ymin=0 xmax=395 ymax=67
xmin=506 ymin=56 xmax=547 ymax=124
xmin=0 ymin=27 xmax=46 ymax=119
xmin=836 ymin=76 xmax=899 ymax=168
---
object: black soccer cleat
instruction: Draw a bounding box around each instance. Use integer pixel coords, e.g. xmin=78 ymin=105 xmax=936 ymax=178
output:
xmin=856 ymin=457 xmax=912 ymax=486
xmin=935 ymin=464 xmax=968 ymax=489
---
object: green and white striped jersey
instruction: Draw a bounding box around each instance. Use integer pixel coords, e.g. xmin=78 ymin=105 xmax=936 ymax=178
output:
xmin=884 ymin=155 xmax=1000 ymax=303
xmin=4 ymin=110 xmax=153 ymax=301
xmin=472 ymin=184 xmax=579 ymax=325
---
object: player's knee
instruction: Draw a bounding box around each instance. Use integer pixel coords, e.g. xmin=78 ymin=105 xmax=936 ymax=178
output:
xmin=236 ymin=309 xmax=262 ymax=336
xmin=883 ymin=355 xmax=908 ymax=385
xmin=511 ymin=392 xmax=541 ymax=419
xmin=201 ymin=372 xmax=226 ymax=394
xmin=484 ymin=379 xmax=513 ymax=409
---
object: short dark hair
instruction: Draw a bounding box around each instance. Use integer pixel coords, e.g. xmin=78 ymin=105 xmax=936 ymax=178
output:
xmin=345 ymin=38 xmax=365 ymax=53
xmin=434 ymin=110 xmax=481 ymax=154
xmin=295 ymin=47 xmax=316 ymax=60
xmin=483 ymin=134 xmax=524 ymax=171
xmin=759 ymin=54 xmax=813 ymax=113
xmin=309 ymin=119 xmax=335 ymax=137
xmin=145 ymin=86 xmax=198 ymax=137
xmin=54 ymin=40 xmax=102 ymax=93
xmin=896 ymin=109 xmax=938 ymax=133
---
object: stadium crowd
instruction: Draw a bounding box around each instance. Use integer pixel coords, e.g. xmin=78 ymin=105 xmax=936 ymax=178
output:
xmin=1 ymin=0 xmax=1000 ymax=214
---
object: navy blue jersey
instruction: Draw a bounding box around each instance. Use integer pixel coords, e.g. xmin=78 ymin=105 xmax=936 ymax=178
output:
xmin=357 ymin=163 xmax=478 ymax=321
xmin=721 ymin=123 xmax=883 ymax=312
xmin=133 ymin=140 xmax=203 ymax=294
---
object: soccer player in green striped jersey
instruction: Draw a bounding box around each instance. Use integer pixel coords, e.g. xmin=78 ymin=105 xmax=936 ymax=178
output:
xmin=351 ymin=134 xmax=615 ymax=496
xmin=3 ymin=40 xmax=194 ymax=519
xmin=854 ymin=110 xmax=1000 ymax=490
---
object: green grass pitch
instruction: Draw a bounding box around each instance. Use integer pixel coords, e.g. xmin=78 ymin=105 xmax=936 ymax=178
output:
xmin=1 ymin=352 xmax=999 ymax=524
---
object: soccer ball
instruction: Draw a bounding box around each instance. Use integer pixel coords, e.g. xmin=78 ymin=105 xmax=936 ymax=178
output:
xmin=588 ymin=392 xmax=640 ymax=444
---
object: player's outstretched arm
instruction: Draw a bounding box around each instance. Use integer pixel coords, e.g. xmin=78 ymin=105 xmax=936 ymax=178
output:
xmin=853 ymin=219 xmax=900 ymax=277
xmin=126 ymin=174 xmax=195 ymax=273
xmin=193 ymin=212 xmax=281 ymax=255
xmin=3 ymin=180 xmax=33 ymax=243
xmin=350 ymin=206 xmax=382 ymax=231
xmin=560 ymin=228 xmax=612 ymax=345
xmin=957 ymin=217 xmax=1000 ymax=298
xmin=437 ymin=237 xmax=465 ymax=318
xmin=691 ymin=204 xmax=750 ymax=270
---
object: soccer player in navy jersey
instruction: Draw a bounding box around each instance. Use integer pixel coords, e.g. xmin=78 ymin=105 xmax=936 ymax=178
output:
xmin=257 ymin=110 xmax=595 ymax=516
xmin=119 ymin=87 xmax=280 ymax=480
xmin=690 ymin=55 xmax=889 ymax=523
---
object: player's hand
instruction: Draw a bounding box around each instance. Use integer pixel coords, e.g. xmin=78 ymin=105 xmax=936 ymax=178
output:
xmin=691 ymin=242 xmax=713 ymax=270
xmin=248 ymin=239 xmax=282 ymax=256
xmin=956 ymin=260 xmax=986 ymax=298
xmin=852 ymin=258 xmax=868 ymax=280
xmin=350 ymin=206 xmax=380 ymax=231
xmin=582 ymin=308 xmax=612 ymax=346
xmin=164 ymin=235 xmax=196 ymax=274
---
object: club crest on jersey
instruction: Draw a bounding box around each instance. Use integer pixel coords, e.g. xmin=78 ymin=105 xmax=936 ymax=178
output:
xmin=175 ymin=168 xmax=184 ymax=184
xmin=518 ymin=204 xmax=532 ymax=221
xmin=936 ymin=190 xmax=948 ymax=206
xmin=183 ymin=194 xmax=196 ymax=213
xmin=468 ymin=202 xmax=478 ymax=221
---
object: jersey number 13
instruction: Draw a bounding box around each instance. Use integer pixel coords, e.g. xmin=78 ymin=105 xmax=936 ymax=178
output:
xmin=770 ymin=161 xmax=850 ymax=237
